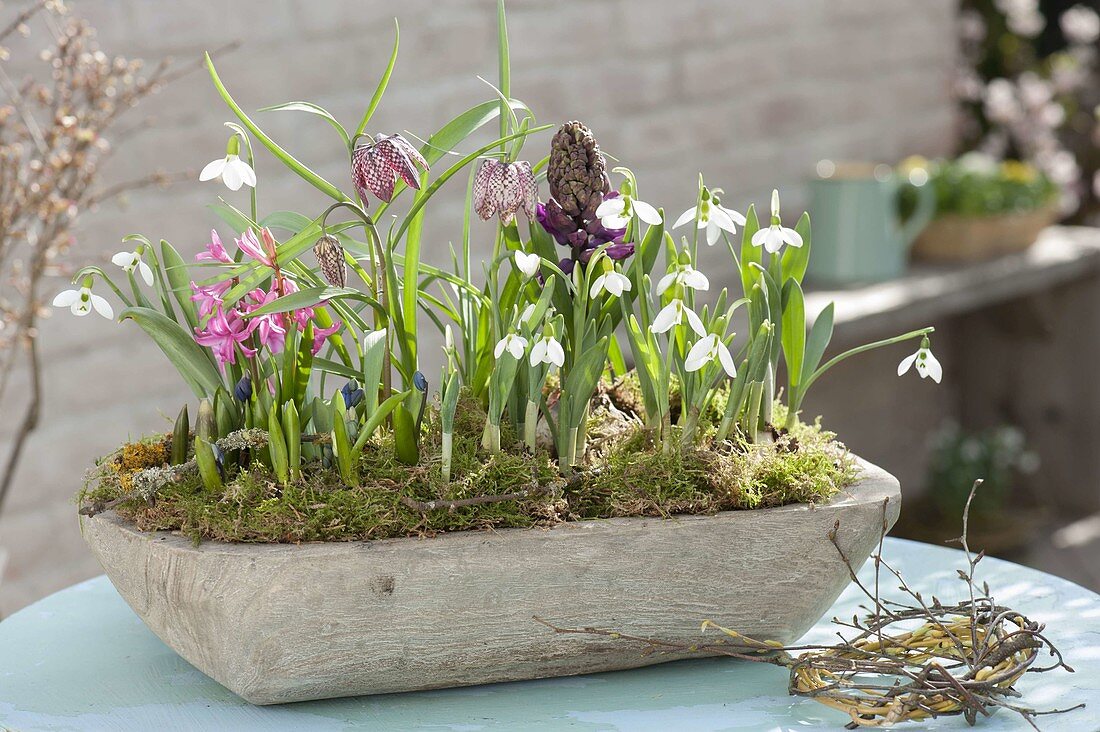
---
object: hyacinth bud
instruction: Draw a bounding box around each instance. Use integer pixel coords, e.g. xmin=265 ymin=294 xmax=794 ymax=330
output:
xmin=548 ymin=121 xmax=610 ymax=218
xmin=233 ymin=375 xmax=252 ymax=402
xmin=313 ymin=234 xmax=347 ymax=288
xmin=341 ymin=380 xmax=365 ymax=409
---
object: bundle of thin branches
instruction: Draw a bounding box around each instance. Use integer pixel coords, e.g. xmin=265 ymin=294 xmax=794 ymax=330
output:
xmin=537 ymin=482 xmax=1083 ymax=729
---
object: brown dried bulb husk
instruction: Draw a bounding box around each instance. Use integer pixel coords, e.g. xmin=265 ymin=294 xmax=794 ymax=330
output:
xmin=313 ymin=234 xmax=347 ymax=288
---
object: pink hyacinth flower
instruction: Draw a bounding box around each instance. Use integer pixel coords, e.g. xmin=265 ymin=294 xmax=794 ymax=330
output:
xmin=312 ymin=320 xmax=342 ymax=355
xmin=193 ymin=308 xmax=258 ymax=371
xmin=236 ymin=228 xmax=277 ymax=267
xmin=196 ymin=230 xmax=233 ymax=264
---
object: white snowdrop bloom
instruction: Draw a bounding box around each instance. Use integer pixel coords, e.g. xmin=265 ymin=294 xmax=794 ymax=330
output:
xmin=513 ymin=250 xmax=541 ymax=279
xmin=199 ymin=153 xmax=256 ymax=191
xmin=494 ymin=333 xmax=528 ymax=360
xmin=52 ymin=285 xmax=113 ymax=319
xmin=673 ymin=194 xmax=746 ymax=246
xmin=655 ymin=263 xmax=709 ymax=296
xmin=650 ymin=298 xmax=706 ymax=337
xmin=897 ymin=342 xmax=942 ymax=384
xmin=751 ymin=189 xmax=803 ymax=254
xmin=595 ymin=194 xmax=662 ymax=229
xmin=111 ymin=249 xmax=154 ymax=286
xmin=589 ymin=270 xmax=632 ymax=299
xmin=684 ymin=334 xmax=736 ymax=377
xmin=529 ymin=335 xmax=565 ymax=368
xmin=519 ymin=303 xmax=538 ymax=325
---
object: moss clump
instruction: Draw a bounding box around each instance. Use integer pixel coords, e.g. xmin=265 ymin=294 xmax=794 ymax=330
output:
xmin=80 ymin=393 xmax=857 ymax=545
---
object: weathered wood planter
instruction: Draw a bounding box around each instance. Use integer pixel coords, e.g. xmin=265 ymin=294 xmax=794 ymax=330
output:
xmin=80 ymin=456 xmax=900 ymax=705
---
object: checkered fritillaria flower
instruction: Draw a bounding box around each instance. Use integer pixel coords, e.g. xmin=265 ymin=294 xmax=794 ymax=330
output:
xmin=473 ymin=159 xmax=538 ymax=225
xmin=312 ymin=234 xmax=347 ymax=288
xmin=351 ymin=133 xmax=429 ymax=203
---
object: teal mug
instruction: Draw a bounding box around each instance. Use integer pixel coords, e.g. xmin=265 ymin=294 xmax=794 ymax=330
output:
xmin=806 ymin=162 xmax=935 ymax=284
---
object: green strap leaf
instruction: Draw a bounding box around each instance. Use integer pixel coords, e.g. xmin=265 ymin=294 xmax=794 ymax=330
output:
xmin=119 ymin=307 xmax=223 ymax=398
xmin=780 ymin=279 xmax=806 ymax=388
xmin=355 ymin=19 xmax=399 ymax=138
xmin=258 ymin=101 xmax=350 ymax=149
xmin=802 ymin=302 xmax=834 ymax=386
xmin=781 ymin=212 xmax=812 ymax=285
xmin=205 ymin=53 xmax=351 ymax=203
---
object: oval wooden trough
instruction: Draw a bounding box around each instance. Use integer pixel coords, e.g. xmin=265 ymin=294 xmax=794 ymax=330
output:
xmin=80 ymin=456 xmax=900 ymax=705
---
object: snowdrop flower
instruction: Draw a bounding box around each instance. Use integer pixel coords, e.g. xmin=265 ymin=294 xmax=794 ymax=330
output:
xmin=897 ymin=338 xmax=942 ymax=384
xmin=111 ymin=248 xmax=154 ymax=286
xmin=673 ymin=187 xmax=746 ymax=246
xmin=199 ymin=136 xmax=256 ymax=192
xmin=751 ymin=189 xmax=803 ymax=254
xmin=685 ymin=334 xmax=736 ymax=377
xmin=650 ymin=298 xmax=705 ymax=337
xmin=494 ymin=333 xmax=528 ymax=360
xmin=655 ymin=262 xmax=709 ymax=296
xmin=513 ymin=251 xmax=541 ymax=280
xmin=529 ymin=334 xmax=565 ymax=368
xmin=595 ymin=193 xmax=662 ymax=229
xmin=589 ymin=270 xmax=632 ymax=299
xmin=53 ymin=281 xmax=113 ymax=319
xmin=519 ymin=303 xmax=538 ymax=326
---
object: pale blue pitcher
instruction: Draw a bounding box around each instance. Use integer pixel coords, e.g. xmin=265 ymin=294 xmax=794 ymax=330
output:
xmin=806 ymin=163 xmax=935 ymax=284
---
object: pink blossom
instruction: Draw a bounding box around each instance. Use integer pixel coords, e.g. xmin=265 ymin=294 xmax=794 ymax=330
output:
xmin=241 ymin=288 xmax=288 ymax=354
xmin=236 ymin=227 xmax=277 ymax=267
xmin=196 ymin=230 xmax=233 ymax=264
xmin=189 ymin=279 xmax=231 ymax=319
xmin=312 ymin=320 xmax=342 ymax=355
xmin=193 ymin=309 xmax=258 ymax=371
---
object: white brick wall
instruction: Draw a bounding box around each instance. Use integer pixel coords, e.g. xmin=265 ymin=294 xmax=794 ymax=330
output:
xmin=0 ymin=0 xmax=958 ymax=614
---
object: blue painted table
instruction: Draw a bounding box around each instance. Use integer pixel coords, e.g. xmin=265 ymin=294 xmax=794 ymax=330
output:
xmin=2 ymin=538 xmax=1098 ymax=731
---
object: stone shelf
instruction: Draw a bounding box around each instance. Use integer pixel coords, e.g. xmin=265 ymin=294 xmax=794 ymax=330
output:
xmin=804 ymin=226 xmax=1100 ymax=340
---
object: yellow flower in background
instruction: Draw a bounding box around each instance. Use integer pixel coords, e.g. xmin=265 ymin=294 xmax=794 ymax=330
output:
xmin=1000 ymin=160 xmax=1038 ymax=183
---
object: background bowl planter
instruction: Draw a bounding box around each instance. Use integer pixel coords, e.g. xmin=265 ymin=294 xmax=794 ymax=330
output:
xmin=80 ymin=456 xmax=900 ymax=705
xmin=911 ymin=203 xmax=1059 ymax=263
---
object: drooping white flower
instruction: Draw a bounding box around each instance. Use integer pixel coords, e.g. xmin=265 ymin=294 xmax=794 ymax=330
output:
xmin=595 ymin=194 xmax=662 ymax=229
xmin=529 ymin=335 xmax=565 ymax=368
xmin=589 ymin=270 xmax=632 ymax=299
xmin=685 ymin=334 xmax=736 ymax=377
xmin=897 ymin=341 xmax=942 ymax=384
xmin=52 ymin=285 xmax=113 ymax=319
xmin=199 ymin=152 xmax=256 ymax=191
xmin=751 ymin=189 xmax=803 ymax=254
xmin=513 ymin=251 xmax=541 ymax=280
xmin=111 ymin=249 xmax=154 ymax=286
xmin=673 ymin=189 xmax=746 ymax=246
xmin=519 ymin=303 xmax=538 ymax=326
xmin=655 ymin=263 xmax=709 ymax=296
xmin=650 ymin=298 xmax=706 ymax=337
xmin=494 ymin=333 xmax=528 ymax=360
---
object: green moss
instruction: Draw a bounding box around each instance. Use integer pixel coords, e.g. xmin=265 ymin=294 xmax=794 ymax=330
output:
xmin=80 ymin=394 xmax=857 ymax=544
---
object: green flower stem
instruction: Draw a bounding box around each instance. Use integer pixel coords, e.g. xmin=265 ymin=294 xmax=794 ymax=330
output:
xmin=524 ymin=398 xmax=539 ymax=452
xmin=787 ymin=326 xmax=936 ymax=429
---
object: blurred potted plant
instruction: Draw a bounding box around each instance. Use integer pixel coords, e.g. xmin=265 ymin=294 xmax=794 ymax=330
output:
xmin=68 ymin=1 xmax=942 ymax=705
xmin=901 ymin=153 xmax=1060 ymax=261
xmin=895 ymin=421 xmax=1041 ymax=553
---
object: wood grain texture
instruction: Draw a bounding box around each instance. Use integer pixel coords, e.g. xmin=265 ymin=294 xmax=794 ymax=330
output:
xmin=79 ymin=457 xmax=900 ymax=704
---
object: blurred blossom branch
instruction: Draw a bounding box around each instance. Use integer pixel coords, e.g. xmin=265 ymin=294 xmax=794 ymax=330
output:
xmin=0 ymin=1 xmax=201 ymax=512
xmin=956 ymin=0 xmax=1100 ymax=219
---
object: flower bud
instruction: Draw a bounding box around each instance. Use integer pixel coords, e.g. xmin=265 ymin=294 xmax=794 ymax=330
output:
xmin=233 ymin=375 xmax=252 ymax=402
xmin=341 ymin=380 xmax=364 ymax=409
xmin=313 ymin=234 xmax=347 ymax=288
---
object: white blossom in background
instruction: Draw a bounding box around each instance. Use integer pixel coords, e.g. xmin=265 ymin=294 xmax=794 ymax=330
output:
xmin=684 ymin=334 xmax=736 ymax=377
xmin=52 ymin=285 xmax=113 ymax=319
xmin=1061 ymin=4 xmax=1100 ymax=45
xmin=673 ymin=189 xmax=745 ymax=246
xmin=494 ymin=333 xmax=528 ymax=360
xmin=111 ymin=249 xmax=154 ymax=286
